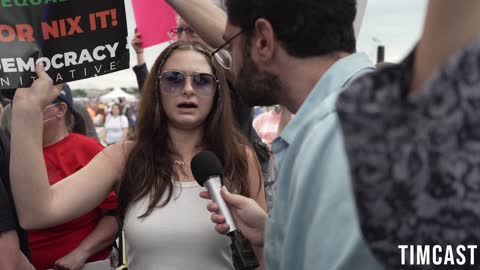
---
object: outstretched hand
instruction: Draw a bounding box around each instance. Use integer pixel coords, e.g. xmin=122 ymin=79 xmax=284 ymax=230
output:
xmin=200 ymin=187 xmax=267 ymax=247
xmin=13 ymin=64 xmax=61 ymax=110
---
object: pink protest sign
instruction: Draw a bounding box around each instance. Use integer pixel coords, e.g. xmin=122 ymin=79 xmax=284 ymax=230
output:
xmin=132 ymin=0 xmax=177 ymax=48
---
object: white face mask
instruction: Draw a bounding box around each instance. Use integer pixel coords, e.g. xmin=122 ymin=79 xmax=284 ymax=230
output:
xmin=42 ymin=104 xmax=59 ymax=123
xmin=42 ymin=116 xmax=57 ymax=123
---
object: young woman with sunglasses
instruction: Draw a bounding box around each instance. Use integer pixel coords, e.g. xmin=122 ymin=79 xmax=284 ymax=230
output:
xmin=10 ymin=41 xmax=266 ymax=270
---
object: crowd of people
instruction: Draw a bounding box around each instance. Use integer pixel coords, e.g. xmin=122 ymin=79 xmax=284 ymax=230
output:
xmin=1 ymin=0 xmax=480 ymax=270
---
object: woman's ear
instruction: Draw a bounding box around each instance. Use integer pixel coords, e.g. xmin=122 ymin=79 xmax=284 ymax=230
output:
xmin=56 ymin=103 xmax=68 ymax=117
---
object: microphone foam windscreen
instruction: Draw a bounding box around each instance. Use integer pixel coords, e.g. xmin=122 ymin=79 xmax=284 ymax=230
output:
xmin=191 ymin=151 xmax=224 ymax=186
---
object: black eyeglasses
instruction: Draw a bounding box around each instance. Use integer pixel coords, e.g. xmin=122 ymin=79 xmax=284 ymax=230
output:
xmin=159 ymin=70 xmax=218 ymax=96
xmin=211 ymin=30 xmax=244 ymax=70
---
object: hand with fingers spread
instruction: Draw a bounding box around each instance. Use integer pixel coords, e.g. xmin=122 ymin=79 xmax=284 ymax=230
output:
xmin=200 ymin=187 xmax=267 ymax=247
xmin=13 ymin=64 xmax=61 ymax=110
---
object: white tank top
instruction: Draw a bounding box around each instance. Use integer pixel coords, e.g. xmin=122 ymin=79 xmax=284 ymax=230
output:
xmin=124 ymin=181 xmax=234 ymax=270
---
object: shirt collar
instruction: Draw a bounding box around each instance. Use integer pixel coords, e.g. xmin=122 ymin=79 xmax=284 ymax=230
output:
xmin=272 ymin=52 xmax=374 ymax=152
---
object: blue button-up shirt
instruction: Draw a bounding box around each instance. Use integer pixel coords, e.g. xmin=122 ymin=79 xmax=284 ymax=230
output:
xmin=264 ymin=53 xmax=382 ymax=270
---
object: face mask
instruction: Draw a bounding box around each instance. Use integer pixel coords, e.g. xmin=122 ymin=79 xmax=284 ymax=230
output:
xmin=42 ymin=104 xmax=59 ymax=123
xmin=42 ymin=116 xmax=57 ymax=123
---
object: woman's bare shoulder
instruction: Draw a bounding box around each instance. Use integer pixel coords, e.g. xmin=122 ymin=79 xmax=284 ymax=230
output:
xmin=99 ymin=140 xmax=136 ymax=168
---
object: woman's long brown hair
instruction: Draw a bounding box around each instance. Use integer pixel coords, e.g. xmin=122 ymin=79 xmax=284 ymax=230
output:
xmin=118 ymin=42 xmax=257 ymax=219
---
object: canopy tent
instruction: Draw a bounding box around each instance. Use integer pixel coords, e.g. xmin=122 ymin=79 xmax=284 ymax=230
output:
xmin=99 ymin=88 xmax=137 ymax=103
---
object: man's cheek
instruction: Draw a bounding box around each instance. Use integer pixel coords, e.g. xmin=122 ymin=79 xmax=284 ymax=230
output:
xmin=232 ymin=50 xmax=242 ymax=77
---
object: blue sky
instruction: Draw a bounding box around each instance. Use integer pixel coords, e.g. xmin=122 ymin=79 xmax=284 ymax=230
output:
xmin=69 ymin=0 xmax=428 ymax=90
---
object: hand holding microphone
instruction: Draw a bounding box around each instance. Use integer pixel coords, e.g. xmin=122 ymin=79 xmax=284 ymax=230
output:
xmin=200 ymin=187 xmax=267 ymax=247
xmin=191 ymin=151 xmax=265 ymax=270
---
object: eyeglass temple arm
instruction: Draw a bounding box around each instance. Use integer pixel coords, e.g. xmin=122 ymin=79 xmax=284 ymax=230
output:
xmin=212 ymin=30 xmax=244 ymax=55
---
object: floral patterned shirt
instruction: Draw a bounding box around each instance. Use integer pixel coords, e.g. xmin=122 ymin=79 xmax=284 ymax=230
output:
xmin=337 ymin=39 xmax=480 ymax=270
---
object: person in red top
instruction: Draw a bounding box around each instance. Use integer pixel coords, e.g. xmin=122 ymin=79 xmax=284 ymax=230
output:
xmin=28 ymin=83 xmax=119 ymax=270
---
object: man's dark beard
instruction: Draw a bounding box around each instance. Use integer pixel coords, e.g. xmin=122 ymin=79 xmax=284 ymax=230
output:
xmin=233 ymin=47 xmax=282 ymax=107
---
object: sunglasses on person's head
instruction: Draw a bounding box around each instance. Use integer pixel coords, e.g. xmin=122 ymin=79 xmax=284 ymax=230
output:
xmin=158 ymin=70 xmax=218 ymax=96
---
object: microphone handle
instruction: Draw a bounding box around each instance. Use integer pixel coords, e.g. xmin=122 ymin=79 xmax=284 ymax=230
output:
xmin=228 ymin=230 xmax=260 ymax=270
xmin=204 ymin=176 xmax=259 ymax=269
xmin=204 ymin=176 xmax=238 ymax=233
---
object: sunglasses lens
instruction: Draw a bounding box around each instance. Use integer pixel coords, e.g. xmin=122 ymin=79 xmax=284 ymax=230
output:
xmin=161 ymin=71 xmax=185 ymax=94
xmin=160 ymin=71 xmax=217 ymax=96
xmin=192 ymin=73 xmax=216 ymax=96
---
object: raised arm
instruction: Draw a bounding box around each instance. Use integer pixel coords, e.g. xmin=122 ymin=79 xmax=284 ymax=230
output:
xmin=10 ymin=65 xmax=127 ymax=229
xmin=411 ymin=0 xmax=480 ymax=92
xmin=131 ymin=29 xmax=145 ymax=67
xmin=165 ymin=0 xmax=227 ymax=48
xmin=131 ymin=29 xmax=149 ymax=90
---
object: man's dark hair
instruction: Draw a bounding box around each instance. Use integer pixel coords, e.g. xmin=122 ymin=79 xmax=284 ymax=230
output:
xmin=225 ymin=0 xmax=357 ymax=57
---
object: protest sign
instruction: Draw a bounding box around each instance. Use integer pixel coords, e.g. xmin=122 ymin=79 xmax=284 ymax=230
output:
xmin=0 ymin=0 xmax=129 ymax=90
xmin=132 ymin=0 xmax=176 ymax=48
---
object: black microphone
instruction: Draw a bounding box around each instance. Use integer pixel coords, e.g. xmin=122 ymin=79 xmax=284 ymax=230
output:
xmin=191 ymin=151 xmax=259 ymax=270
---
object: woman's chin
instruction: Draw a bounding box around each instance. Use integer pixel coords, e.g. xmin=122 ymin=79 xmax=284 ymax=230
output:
xmin=169 ymin=117 xmax=204 ymax=130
